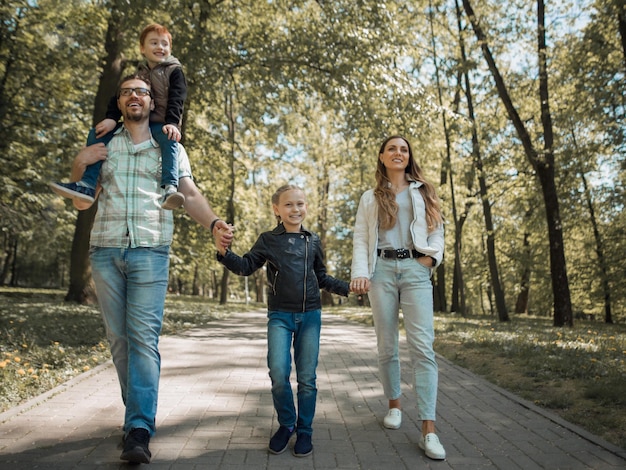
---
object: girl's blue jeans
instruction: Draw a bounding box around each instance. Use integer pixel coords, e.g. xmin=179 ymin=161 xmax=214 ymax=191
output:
xmin=90 ymin=245 xmax=170 ymax=436
xmin=266 ymin=309 xmax=321 ymax=435
xmin=368 ymin=257 xmax=439 ymax=421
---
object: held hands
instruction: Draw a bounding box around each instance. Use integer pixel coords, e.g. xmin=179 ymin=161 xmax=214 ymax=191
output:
xmin=94 ymin=119 xmax=118 ymax=139
xmin=162 ymin=124 xmax=181 ymax=142
xmin=350 ymin=277 xmax=370 ymax=295
xmin=213 ymin=220 xmax=234 ymax=255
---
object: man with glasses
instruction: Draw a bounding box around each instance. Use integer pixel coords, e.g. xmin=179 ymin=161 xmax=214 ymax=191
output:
xmin=51 ymin=23 xmax=187 ymax=210
xmin=65 ymin=74 xmax=232 ymax=464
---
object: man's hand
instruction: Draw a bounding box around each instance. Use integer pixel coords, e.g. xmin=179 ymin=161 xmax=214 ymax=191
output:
xmin=69 ymin=144 xmax=108 ymax=211
xmin=70 ymin=143 xmax=108 ymax=183
xmin=75 ymin=143 xmax=108 ymax=167
xmin=214 ymin=221 xmax=234 ymax=255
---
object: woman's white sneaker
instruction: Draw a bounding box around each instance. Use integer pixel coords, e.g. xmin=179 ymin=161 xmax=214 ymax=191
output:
xmin=383 ymin=408 xmax=402 ymax=429
xmin=419 ymin=433 xmax=446 ymax=460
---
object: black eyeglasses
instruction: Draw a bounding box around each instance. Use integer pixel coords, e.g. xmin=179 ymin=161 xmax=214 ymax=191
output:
xmin=118 ymin=87 xmax=151 ymax=97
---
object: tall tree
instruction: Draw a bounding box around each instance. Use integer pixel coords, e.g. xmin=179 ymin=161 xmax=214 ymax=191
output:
xmin=454 ymin=0 xmax=508 ymax=321
xmin=462 ymin=0 xmax=573 ymax=326
xmin=65 ymin=4 xmax=128 ymax=303
xmin=428 ymin=0 xmax=454 ymax=314
xmin=0 ymin=0 xmax=103 ymax=289
xmin=218 ymin=90 xmax=237 ymax=304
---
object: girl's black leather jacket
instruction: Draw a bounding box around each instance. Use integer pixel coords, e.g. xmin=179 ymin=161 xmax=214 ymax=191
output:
xmin=217 ymin=224 xmax=350 ymax=312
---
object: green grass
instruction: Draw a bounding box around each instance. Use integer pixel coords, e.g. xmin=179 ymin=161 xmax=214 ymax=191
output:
xmin=0 ymin=288 xmax=244 ymax=412
xmin=1 ymin=288 xmax=625 ymax=450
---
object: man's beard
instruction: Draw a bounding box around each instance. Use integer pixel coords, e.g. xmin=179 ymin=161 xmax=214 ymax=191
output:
xmin=125 ymin=112 xmax=144 ymax=122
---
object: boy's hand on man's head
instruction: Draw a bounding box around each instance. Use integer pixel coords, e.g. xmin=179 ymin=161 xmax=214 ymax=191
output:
xmin=95 ymin=119 xmax=118 ymax=138
xmin=162 ymin=124 xmax=181 ymax=142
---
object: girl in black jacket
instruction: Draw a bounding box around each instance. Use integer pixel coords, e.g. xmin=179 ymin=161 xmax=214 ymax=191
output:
xmin=216 ymin=184 xmax=351 ymax=458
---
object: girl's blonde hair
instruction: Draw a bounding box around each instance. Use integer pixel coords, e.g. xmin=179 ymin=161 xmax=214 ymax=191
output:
xmin=374 ymin=135 xmax=443 ymax=232
xmin=272 ymin=184 xmax=305 ymax=223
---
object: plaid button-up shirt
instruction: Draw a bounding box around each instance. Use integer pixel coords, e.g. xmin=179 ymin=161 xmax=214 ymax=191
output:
xmin=90 ymin=126 xmax=192 ymax=248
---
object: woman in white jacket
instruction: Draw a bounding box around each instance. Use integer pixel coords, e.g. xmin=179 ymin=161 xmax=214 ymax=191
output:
xmin=350 ymin=136 xmax=446 ymax=460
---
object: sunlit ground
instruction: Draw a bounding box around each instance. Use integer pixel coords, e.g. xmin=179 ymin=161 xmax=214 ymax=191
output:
xmin=1 ymin=288 xmax=624 ymax=449
xmin=328 ymin=305 xmax=626 ymax=450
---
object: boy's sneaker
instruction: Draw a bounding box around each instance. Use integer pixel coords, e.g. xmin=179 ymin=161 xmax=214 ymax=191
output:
xmin=50 ymin=181 xmax=95 ymax=203
xmin=293 ymin=432 xmax=313 ymax=457
xmin=160 ymin=185 xmax=185 ymax=210
xmin=120 ymin=428 xmax=151 ymax=464
xmin=418 ymin=433 xmax=446 ymax=460
xmin=268 ymin=425 xmax=294 ymax=454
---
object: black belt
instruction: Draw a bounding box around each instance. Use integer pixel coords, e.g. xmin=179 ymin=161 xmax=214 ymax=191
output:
xmin=377 ymin=249 xmax=426 ymax=259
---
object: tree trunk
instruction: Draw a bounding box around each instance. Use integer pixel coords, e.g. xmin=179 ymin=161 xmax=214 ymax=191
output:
xmin=0 ymin=234 xmax=16 ymax=286
xmin=192 ymin=263 xmax=200 ymax=295
xmin=429 ymin=0 xmax=455 ymax=314
xmin=515 ymin=230 xmax=531 ymax=314
xmin=8 ymin=237 xmax=18 ymax=287
xmin=536 ymin=0 xmax=573 ymax=326
xmin=317 ymin=170 xmax=335 ymax=307
xmin=617 ymin=2 xmax=626 ymax=76
xmin=462 ymin=0 xmax=573 ymax=326
xmin=474 ymin=142 xmax=508 ymax=321
xmin=455 ymin=0 xmax=508 ymax=321
xmin=579 ymin=164 xmax=613 ymax=323
xmin=65 ymin=204 xmax=97 ymax=303
xmin=219 ymin=91 xmax=236 ymax=305
xmin=65 ymin=7 xmax=126 ymax=304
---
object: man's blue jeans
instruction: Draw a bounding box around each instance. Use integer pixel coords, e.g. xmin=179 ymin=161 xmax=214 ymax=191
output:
xmin=90 ymin=246 xmax=170 ymax=436
xmin=267 ymin=310 xmax=321 ymax=436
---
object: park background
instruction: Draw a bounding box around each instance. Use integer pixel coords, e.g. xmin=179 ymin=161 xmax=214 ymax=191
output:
xmin=0 ymin=0 xmax=625 ymax=450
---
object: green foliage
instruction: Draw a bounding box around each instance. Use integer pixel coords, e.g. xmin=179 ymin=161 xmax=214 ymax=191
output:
xmin=585 ymin=376 xmax=626 ymax=406
xmin=0 ymin=288 xmax=109 ymax=411
xmin=2 ymin=0 xmax=625 ymax=323
xmin=429 ymin=311 xmax=626 ymax=448
xmin=0 ymin=288 xmax=257 ymax=411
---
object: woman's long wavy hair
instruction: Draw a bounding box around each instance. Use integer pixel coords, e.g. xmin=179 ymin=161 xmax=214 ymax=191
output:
xmin=374 ymin=135 xmax=443 ymax=232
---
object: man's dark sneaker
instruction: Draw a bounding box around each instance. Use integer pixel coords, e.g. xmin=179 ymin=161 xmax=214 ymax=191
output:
xmin=50 ymin=181 xmax=96 ymax=203
xmin=293 ymin=432 xmax=313 ymax=457
xmin=160 ymin=185 xmax=185 ymax=210
xmin=120 ymin=428 xmax=151 ymax=464
xmin=268 ymin=425 xmax=294 ymax=454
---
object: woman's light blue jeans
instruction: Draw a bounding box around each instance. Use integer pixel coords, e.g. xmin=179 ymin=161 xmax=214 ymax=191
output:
xmin=267 ymin=310 xmax=321 ymax=436
xmin=368 ymin=258 xmax=438 ymax=421
xmin=90 ymin=246 xmax=170 ymax=436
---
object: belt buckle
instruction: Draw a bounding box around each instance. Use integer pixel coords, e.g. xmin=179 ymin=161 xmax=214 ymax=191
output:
xmin=396 ymin=249 xmax=407 ymax=259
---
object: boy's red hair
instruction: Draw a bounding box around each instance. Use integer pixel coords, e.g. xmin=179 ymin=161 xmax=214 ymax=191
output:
xmin=139 ymin=23 xmax=172 ymax=47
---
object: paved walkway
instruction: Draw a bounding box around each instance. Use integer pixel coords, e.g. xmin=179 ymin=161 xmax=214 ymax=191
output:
xmin=0 ymin=309 xmax=624 ymax=469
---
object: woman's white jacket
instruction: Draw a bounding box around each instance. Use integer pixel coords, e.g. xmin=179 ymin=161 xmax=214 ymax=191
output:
xmin=351 ymin=181 xmax=445 ymax=280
